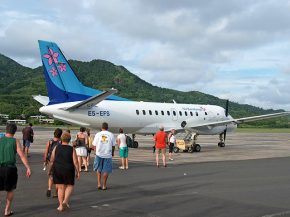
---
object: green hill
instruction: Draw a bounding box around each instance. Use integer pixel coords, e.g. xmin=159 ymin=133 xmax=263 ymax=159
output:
xmin=0 ymin=54 xmax=288 ymax=127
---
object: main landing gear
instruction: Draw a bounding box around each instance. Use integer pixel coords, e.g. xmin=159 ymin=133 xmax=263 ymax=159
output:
xmin=126 ymin=134 xmax=139 ymax=148
xmin=218 ymin=133 xmax=226 ymax=147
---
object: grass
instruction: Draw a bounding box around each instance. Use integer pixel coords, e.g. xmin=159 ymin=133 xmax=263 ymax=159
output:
xmin=237 ymin=128 xmax=290 ymax=133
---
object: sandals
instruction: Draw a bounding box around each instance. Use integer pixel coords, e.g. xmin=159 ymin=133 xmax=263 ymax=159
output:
xmin=62 ymin=203 xmax=70 ymax=209
xmin=4 ymin=211 xmax=14 ymax=216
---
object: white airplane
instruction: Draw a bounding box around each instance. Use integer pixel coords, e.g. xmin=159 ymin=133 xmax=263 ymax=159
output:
xmin=34 ymin=40 xmax=290 ymax=152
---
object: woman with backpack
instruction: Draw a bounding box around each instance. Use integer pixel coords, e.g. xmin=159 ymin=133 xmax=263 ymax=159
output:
xmin=43 ymin=128 xmax=62 ymax=198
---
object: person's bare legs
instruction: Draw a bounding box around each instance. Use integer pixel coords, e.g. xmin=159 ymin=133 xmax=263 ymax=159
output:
xmin=56 ymin=184 xmax=65 ymax=211
xmin=4 ymin=191 xmax=13 ymax=216
xmin=48 ymin=177 xmax=53 ymax=191
xmin=162 ymin=149 xmax=166 ymax=167
xmin=87 ymin=154 xmax=90 ymax=166
xmin=125 ymin=158 xmax=129 ymax=169
xmin=102 ymin=173 xmax=109 ymax=189
xmin=63 ymin=185 xmax=74 ymax=207
xmin=82 ymin=157 xmax=88 ymax=171
xmin=97 ymin=171 xmax=102 ymax=188
xmin=169 ymin=151 xmax=172 ymax=160
xmin=155 ymin=149 xmax=160 ymax=167
xmin=77 ymin=156 xmax=82 ymax=171
xmin=26 ymin=147 xmax=29 ymax=157
xmin=121 ymin=158 xmax=125 ymax=168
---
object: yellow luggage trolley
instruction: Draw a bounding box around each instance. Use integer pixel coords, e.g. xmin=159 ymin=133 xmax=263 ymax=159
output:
xmin=173 ymin=139 xmax=201 ymax=153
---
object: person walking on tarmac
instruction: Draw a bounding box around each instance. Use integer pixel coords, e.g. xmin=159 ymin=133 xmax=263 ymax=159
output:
xmin=168 ymin=129 xmax=176 ymax=161
xmin=22 ymin=123 xmax=34 ymax=157
xmin=0 ymin=123 xmax=31 ymax=216
xmin=43 ymin=128 xmax=62 ymax=198
xmin=117 ymin=128 xmax=129 ymax=169
xmin=48 ymin=132 xmax=80 ymax=212
xmin=92 ymin=122 xmax=115 ymax=190
xmin=154 ymin=126 xmax=167 ymax=167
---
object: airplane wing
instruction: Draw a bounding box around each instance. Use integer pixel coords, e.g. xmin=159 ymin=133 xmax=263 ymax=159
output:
xmin=64 ymin=89 xmax=118 ymax=111
xmin=183 ymin=111 xmax=290 ymax=130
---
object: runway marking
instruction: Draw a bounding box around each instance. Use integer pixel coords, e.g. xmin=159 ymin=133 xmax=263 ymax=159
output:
xmin=91 ymin=205 xmax=99 ymax=208
xmin=91 ymin=204 xmax=110 ymax=208
xmin=261 ymin=210 xmax=290 ymax=217
xmin=170 ymin=191 xmax=198 ymax=196
xmin=102 ymin=204 xmax=110 ymax=207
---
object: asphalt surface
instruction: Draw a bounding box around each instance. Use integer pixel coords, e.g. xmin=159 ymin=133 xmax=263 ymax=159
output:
xmin=0 ymin=127 xmax=290 ymax=217
xmin=1 ymin=154 xmax=290 ymax=217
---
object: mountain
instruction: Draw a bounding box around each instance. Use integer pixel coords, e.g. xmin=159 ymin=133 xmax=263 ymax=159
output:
xmin=0 ymin=54 xmax=288 ymax=127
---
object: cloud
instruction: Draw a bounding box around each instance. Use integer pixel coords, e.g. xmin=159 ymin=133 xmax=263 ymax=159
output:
xmin=1 ymin=0 xmax=290 ymax=111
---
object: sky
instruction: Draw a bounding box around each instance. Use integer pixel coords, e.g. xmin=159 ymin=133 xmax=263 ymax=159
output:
xmin=1 ymin=0 xmax=290 ymax=111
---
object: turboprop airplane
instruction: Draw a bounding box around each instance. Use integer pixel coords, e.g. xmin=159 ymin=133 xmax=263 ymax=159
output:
xmin=34 ymin=40 xmax=290 ymax=152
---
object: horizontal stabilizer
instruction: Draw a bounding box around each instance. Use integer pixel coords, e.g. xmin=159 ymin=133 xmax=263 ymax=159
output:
xmin=64 ymin=89 xmax=118 ymax=111
xmin=32 ymin=95 xmax=49 ymax=106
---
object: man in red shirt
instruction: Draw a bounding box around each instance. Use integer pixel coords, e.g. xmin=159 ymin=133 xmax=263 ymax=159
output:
xmin=154 ymin=126 xmax=167 ymax=167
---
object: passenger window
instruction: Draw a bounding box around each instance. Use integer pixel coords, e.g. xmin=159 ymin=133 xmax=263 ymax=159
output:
xmin=185 ymin=111 xmax=188 ymax=116
xmin=196 ymin=112 xmax=198 ymax=116
xmin=179 ymin=111 xmax=182 ymax=116
xmin=190 ymin=111 xmax=193 ymax=116
xmin=149 ymin=110 xmax=152 ymax=115
xmin=136 ymin=110 xmax=139 ymax=115
xmin=173 ymin=111 xmax=176 ymax=116
xmin=155 ymin=110 xmax=158 ymax=115
xmin=142 ymin=110 xmax=146 ymax=115
xmin=161 ymin=111 xmax=164 ymax=115
xmin=167 ymin=111 xmax=170 ymax=116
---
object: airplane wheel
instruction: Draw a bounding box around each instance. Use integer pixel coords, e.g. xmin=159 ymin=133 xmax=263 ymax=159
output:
xmin=133 ymin=141 xmax=139 ymax=148
xmin=218 ymin=142 xmax=225 ymax=147
xmin=188 ymin=147 xmax=194 ymax=153
xmin=173 ymin=147 xmax=179 ymax=153
xmin=194 ymin=144 xmax=201 ymax=152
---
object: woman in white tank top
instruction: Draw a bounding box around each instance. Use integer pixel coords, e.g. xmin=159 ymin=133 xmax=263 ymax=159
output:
xmin=116 ymin=128 xmax=129 ymax=169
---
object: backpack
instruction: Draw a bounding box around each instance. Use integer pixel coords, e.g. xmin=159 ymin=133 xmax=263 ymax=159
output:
xmin=47 ymin=139 xmax=61 ymax=161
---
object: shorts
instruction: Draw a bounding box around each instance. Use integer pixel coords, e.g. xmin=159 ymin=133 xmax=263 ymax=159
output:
xmin=119 ymin=147 xmax=128 ymax=158
xmin=76 ymin=147 xmax=87 ymax=157
xmin=169 ymin=143 xmax=174 ymax=153
xmin=0 ymin=166 xmax=18 ymax=191
xmin=23 ymin=139 xmax=31 ymax=148
xmin=93 ymin=156 xmax=112 ymax=173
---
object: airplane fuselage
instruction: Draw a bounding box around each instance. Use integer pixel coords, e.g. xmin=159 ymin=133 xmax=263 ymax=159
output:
xmin=40 ymin=100 xmax=237 ymax=135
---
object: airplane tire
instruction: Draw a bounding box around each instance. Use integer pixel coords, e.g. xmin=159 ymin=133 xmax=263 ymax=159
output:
xmin=173 ymin=147 xmax=179 ymax=153
xmin=218 ymin=142 xmax=225 ymax=147
xmin=133 ymin=141 xmax=139 ymax=148
xmin=194 ymin=144 xmax=201 ymax=152
xmin=188 ymin=147 xmax=194 ymax=153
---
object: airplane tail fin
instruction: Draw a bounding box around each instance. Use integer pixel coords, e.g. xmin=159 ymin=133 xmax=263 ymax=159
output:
xmin=38 ymin=40 xmax=127 ymax=104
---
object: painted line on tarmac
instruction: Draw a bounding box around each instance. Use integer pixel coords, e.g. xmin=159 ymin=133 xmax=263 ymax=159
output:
xmin=261 ymin=210 xmax=290 ymax=217
xmin=90 ymin=204 xmax=110 ymax=208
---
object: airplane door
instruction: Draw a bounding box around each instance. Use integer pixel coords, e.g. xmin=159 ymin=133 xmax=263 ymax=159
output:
xmin=171 ymin=108 xmax=178 ymax=121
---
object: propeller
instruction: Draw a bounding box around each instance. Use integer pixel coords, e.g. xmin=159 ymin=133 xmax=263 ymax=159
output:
xmin=223 ymin=99 xmax=229 ymax=142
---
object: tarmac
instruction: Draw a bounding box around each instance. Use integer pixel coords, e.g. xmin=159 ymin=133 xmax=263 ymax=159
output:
xmin=0 ymin=127 xmax=290 ymax=217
